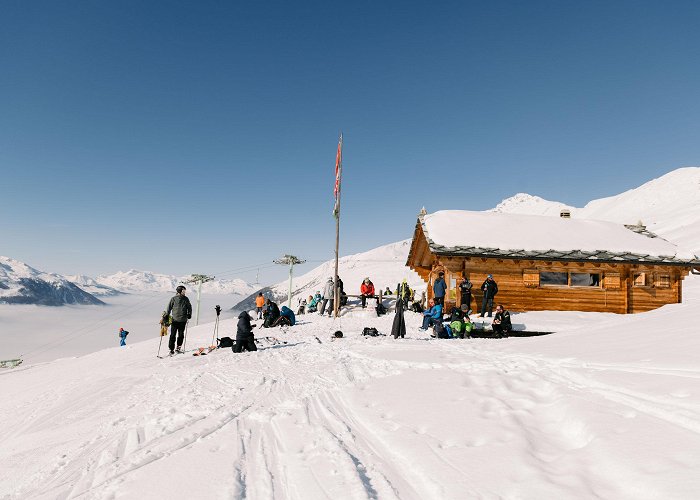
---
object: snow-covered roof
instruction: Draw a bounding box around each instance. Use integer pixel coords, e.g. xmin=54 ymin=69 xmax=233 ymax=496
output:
xmin=419 ymin=211 xmax=700 ymax=265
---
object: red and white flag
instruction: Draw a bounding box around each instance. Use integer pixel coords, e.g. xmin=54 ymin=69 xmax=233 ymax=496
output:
xmin=333 ymin=133 xmax=343 ymax=218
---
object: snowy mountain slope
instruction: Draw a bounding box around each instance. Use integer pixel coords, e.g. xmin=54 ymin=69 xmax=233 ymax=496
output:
xmin=232 ymin=240 xmax=425 ymax=311
xmin=0 ymin=257 xmax=104 ymax=306
xmin=492 ymin=193 xmax=575 ymax=216
xmin=95 ymin=270 xmax=258 ymax=296
xmin=1 ymin=278 xmax=699 ymax=499
xmin=493 ymin=167 xmax=700 ymax=255
xmin=63 ymin=275 xmax=123 ymax=297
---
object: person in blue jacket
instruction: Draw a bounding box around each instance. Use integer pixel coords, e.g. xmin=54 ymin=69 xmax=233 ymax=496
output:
xmin=118 ymin=327 xmax=129 ymax=346
xmin=420 ymin=299 xmax=443 ymax=330
xmin=433 ymin=272 xmax=447 ymax=306
xmin=273 ymin=305 xmax=296 ymax=327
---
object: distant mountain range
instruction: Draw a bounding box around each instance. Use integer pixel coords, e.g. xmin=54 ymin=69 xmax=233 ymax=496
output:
xmin=0 ymin=263 xmax=259 ymax=307
xmin=0 ymin=257 xmax=105 ymax=306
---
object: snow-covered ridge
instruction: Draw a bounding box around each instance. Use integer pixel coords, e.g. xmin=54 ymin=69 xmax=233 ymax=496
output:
xmin=0 ymin=257 xmax=104 ymax=306
xmin=493 ymin=167 xmax=700 ymax=255
xmin=95 ymin=269 xmax=258 ymax=296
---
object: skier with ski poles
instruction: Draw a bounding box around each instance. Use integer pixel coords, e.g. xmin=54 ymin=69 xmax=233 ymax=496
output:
xmin=165 ymin=285 xmax=192 ymax=355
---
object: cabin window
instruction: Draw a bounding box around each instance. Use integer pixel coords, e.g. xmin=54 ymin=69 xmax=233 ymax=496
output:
xmin=655 ymin=274 xmax=671 ymax=288
xmin=571 ymin=273 xmax=601 ymax=287
xmin=633 ymin=272 xmax=648 ymax=287
xmin=540 ymin=272 xmax=568 ymax=286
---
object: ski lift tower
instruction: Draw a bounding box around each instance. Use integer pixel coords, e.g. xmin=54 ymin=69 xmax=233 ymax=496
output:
xmin=273 ymin=255 xmax=305 ymax=309
xmin=185 ymin=274 xmax=215 ymax=325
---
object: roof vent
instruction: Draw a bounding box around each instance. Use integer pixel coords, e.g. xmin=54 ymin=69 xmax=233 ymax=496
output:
xmin=560 ymin=209 xmax=571 ymax=218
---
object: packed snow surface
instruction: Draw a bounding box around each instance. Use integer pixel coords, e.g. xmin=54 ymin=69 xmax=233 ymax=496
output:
xmin=1 ymin=277 xmax=700 ymax=499
xmin=422 ymin=210 xmax=695 ymax=260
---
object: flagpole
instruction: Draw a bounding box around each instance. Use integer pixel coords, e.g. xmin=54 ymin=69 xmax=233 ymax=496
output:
xmin=333 ymin=133 xmax=343 ymax=318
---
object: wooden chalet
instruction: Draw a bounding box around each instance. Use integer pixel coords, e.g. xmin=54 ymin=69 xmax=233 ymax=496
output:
xmin=407 ymin=209 xmax=700 ymax=314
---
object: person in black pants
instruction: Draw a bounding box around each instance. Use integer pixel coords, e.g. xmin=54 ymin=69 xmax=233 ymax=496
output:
xmin=479 ymin=274 xmax=498 ymax=318
xmin=458 ymin=276 xmax=472 ymax=312
xmin=233 ymin=311 xmax=258 ymax=353
xmin=166 ymin=285 xmax=192 ymax=354
xmin=433 ymin=272 xmax=447 ymax=306
xmin=491 ymin=304 xmax=512 ymax=338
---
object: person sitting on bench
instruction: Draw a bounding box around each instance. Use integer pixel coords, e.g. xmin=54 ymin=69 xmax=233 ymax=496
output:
xmin=360 ymin=277 xmax=376 ymax=308
xmin=492 ymin=304 xmax=512 ymax=338
xmin=420 ymin=298 xmax=442 ymax=330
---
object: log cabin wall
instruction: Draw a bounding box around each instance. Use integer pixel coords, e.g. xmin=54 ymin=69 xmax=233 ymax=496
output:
xmin=415 ymin=255 xmax=686 ymax=314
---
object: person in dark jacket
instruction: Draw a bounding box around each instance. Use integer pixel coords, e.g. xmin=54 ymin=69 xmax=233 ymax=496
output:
xmin=165 ymin=285 xmax=192 ymax=354
xmin=263 ymin=299 xmax=280 ymax=328
xmin=458 ymin=276 xmax=473 ymax=312
xmin=433 ymin=272 xmax=447 ymax=306
xmin=233 ymin=311 xmax=257 ymax=352
xmin=491 ymin=304 xmax=512 ymax=338
xmin=273 ymin=305 xmax=296 ymax=327
xmin=118 ymin=327 xmax=129 ymax=346
xmin=479 ymin=274 xmax=498 ymax=318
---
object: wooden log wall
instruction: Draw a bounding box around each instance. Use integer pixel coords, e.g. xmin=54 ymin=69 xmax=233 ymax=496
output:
xmin=413 ymin=256 xmax=688 ymax=314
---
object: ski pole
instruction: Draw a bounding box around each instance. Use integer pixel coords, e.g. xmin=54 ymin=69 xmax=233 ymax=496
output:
xmin=211 ymin=305 xmax=221 ymax=347
xmin=157 ymin=333 xmax=163 ymax=358
xmin=183 ymin=321 xmax=189 ymax=352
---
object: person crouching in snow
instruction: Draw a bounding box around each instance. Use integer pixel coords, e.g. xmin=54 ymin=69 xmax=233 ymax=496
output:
xmin=492 ymin=304 xmax=512 ymax=338
xmin=273 ymin=305 xmax=296 ymax=327
xmin=118 ymin=327 xmax=129 ymax=346
xmin=234 ymin=311 xmax=257 ymax=353
xmin=420 ymin=299 xmax=442 ymax=330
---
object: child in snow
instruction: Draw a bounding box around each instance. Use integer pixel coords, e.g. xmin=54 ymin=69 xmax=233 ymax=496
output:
xmin=119 ymin=327 xmax=129 ymax=346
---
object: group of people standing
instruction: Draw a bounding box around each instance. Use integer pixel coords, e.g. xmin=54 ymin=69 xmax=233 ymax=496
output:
xmin=431 ymin=272 xmax=499 ymax=318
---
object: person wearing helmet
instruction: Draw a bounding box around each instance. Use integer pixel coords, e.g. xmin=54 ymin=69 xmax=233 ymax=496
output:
xmin=165 ymin=285 xmax=192 ymax=354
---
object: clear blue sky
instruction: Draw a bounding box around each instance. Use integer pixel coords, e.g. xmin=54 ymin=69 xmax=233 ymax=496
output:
xmin=2 ymin=0 xmax=699 ymax=283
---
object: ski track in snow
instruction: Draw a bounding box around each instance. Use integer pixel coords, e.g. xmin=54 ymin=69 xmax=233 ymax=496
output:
xmin=2 ymin=311 xmax=700 ymax=499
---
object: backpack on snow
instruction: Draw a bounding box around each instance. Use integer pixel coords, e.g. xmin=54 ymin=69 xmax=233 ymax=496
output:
xmin=433 ymin=323 xmax=450 ymax=339
xmin=218 ymin=337 xmax=234 ymax=348
xmin=362 ymin=327 xmax=380 ymax=337
xmin=375 ymin=303 xmax=387 ymax=316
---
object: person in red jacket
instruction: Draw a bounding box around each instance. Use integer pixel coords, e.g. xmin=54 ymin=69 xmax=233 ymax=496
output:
xmin=360 ymin=277 xmax=376 ymax=308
